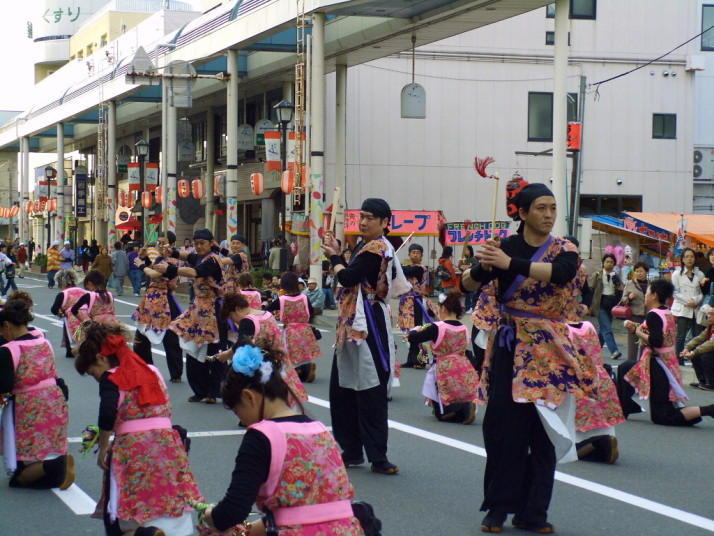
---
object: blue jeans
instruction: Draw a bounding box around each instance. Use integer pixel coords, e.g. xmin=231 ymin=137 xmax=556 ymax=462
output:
xmin=465 ymin=291 xmax=477 ymax=311
xmin=323 ymin=287 xmax=336 ymax=308
xmin=47 ymin=270 xmax=57 ymax=288
xmin=112 ymin=275 xmax=125 ymax=296
xmin=129 ymin=270 xmax=143 ymax=295
xmin=598 ymin=306 xmax=620 ymax=355
xmin=2 ymin=278 xmax=16 ymax=295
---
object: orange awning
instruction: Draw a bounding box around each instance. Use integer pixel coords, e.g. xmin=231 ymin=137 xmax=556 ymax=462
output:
xmin=686 ymin=232 xmax=714 ymax=247
xmin=625 ymin=212 xmax=714 ymax=240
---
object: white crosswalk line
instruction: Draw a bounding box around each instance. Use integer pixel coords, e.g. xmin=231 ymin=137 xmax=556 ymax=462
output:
xmin=52 ymin=484 xmax=97 ymax=516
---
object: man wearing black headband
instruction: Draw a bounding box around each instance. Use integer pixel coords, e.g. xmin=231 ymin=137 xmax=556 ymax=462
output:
xmin=218 ymin=233 xmax=250 ymax=296
xmin=153 ymin=228 xmax=226 ymax=404
xmin=321 ymin=198 xmax=402 ymax=475
xmin=399 ymin=243 xmax=436 ymax=368
xmin=463 ymin=183 xmax=588 ymax=534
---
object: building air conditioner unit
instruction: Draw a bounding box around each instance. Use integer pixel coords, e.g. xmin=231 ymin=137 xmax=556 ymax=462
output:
xmin=694 ymin=147 xmax=714 ymax=182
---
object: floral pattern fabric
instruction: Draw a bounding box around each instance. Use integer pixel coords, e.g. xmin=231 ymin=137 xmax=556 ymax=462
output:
xmin=568 ymin=322 xmax=625 ymax=432
xmin=471 ymin=281 xmax=500 ymax=331
xmin=430 ymin=322 xmax=479 ymax=406
xmin=477 ymin=237 xmax=595 ymax=408
xmin=170 ymin=254 xmax=221 ymax=347
xmin=221 ymin=252 xmax=248 ymax=296
xmin=624 ymin=308 xmax=685 ymax=402
xmin=108 ymin=370 xmax=203 ymax=524
xmin=133 ymin=258 xmax=179 ymax=336
xmin=249 ymin=312 xmax=308 ymax=404
xmin=61 ymin=287 xmax=86 ymax=346
xmin=336 ymin=240 xmax=390 ymax=348
xmin=398 ymin=264 xmax=437 ymax=330
xmin=11 ymin=339 xmax=68 ymax=461
xmin=281 ymin=296 xmax=321 ymax=366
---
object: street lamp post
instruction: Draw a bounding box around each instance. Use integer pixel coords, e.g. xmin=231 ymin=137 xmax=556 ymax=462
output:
xmin=44 ymin=166 xmax=56 ymax=251
xmin=273 ymin=99 xmax=294 ymax=242
xmin=134 ymin=139 xmax=149 ymax=244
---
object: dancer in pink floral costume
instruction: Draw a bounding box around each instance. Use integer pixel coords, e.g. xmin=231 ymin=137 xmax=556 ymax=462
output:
xmin=197 ymin=342 xmax=369 ymax=536
xmin=71 ymin=270 xmax=119 ymax=336
xmin=618 ymin=279 xmax=714 ymax=426
xmin=217 ymin=293 xmax=308 ymax=405
xmin=409 ymin=290 xmax=478 ymax=424
xmin=237 ymin=272 xmax=263 ymax=309
xmin=265 ymin=272 xmax=321 ymax=383
xmin=75 ymin=322 xmax=203 ymax=536
xmin=50 ymin=269 xmax=86 ymax=357
xmin=0 ymin=293 xmax=73 ymax=490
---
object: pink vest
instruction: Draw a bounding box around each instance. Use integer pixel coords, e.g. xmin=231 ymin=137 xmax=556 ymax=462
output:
xmin=62 ymin=286 xmax=87 ymax=311
xmin=246 ymin=312 xmax=286 ymax=353
xmin=88 ymin=291 xmax=116 ymax=323
xmin=107 ymin=365 xmax=173 ymax=435
xmin=250 ymin=420 xmax=354 ymax=526
xmin=6 ymin=336 xmax=57 ymax=394
xmin=279 ymin=294 xmax=310 ymax=324
xmin=240 ymin=289 xmax=263 ymax=309
xmin=432 ymin=321 xmax=468 ymax=358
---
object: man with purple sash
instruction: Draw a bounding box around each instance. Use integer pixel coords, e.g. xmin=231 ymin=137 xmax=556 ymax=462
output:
xmin=463 ymin=183 xmax=593 ymax=534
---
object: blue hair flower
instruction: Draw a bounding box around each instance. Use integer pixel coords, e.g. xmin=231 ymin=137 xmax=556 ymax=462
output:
xmin=231 ymin=345 xmax=264 ymax=376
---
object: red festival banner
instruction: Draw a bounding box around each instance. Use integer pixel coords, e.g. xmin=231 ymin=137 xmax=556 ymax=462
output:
xmin=444 ymin=221 xmax=511 ymax=245
xmin=344 ymin=210 xmax=442 ymax=236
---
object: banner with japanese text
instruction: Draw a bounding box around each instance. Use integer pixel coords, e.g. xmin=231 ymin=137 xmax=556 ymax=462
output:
xmin=264 ymin=131 xmax=281 ymax=172
xmin=344 ymin=209 xmax=442 ymax=236
xmin=145 ymin=163 xmax=159 ymax=192
xmin=128 ymin=162 xmax=141 ymax=192
xmin=74 ymin=173 xmax=88 ymax=217
xmin=444 ymin=221 xmax=511 ymax=245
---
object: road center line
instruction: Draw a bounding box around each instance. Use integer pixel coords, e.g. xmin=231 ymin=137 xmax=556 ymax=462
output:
xmin=308 ymin=395 xmax=714 ymax=533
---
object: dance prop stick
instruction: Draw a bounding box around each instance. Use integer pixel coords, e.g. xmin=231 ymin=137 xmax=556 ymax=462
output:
xmin=329 ymin=187 xmax=341 ymax=234
xmin=394 ymin=231 xmax=415 ymax=255
xmin=474 ymin=156 xmax=499 ymax=241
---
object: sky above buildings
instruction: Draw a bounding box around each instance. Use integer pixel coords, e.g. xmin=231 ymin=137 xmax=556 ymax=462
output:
xmin=0 ymin=0 xmax=203 ymax=112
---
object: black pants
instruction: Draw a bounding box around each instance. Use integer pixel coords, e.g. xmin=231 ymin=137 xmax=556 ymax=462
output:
xmin=62 ymin=324 xmax=73 ymax=357
xmin=186 ymin=346 xmax=224 ymax=399
xmin=675 ymin=316 xmax=700 ymax=359
xmin=433 ymin=400 xmax=472 ymax=422
xmin=470 ymin=326 xmax=486 ymax=375
xmin=617 ymin=358 xmax=700 ymax=426
xmin=481 ymin=339 xmax=556 ymax=525
xmin=692 ymin=352 xmax=714 ymax=387
xmin=133 ymin=329 xmax=183 ymax=380
xmin=329 ymin=302 xmax=390 ymax=464
xmin=403 ymin=300 xmax=424 ymax=366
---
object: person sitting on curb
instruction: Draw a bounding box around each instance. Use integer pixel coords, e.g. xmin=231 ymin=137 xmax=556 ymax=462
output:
xmin=681 ymin=305 xmax=714 ymax=390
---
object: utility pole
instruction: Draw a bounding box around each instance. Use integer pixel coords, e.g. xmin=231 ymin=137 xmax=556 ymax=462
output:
xmin=569 ymin=75 xmax=587 ymax=237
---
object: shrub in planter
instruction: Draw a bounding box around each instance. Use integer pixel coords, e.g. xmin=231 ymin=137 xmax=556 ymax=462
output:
xmin=35 ymin=253 xmax=48 ymax=273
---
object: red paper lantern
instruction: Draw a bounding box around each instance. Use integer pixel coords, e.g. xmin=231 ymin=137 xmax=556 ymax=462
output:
xmin=9 ymin=205 xmax=19 ymax=217
xmin=141 ymin=191 xmax=153 ymax=209
xmin=155 ymin=187 xmax=163 ymax=205
xmin=25 ymin=201 xmax=32 ymax=214
xmin=281 ymin=170 xmax=294 ymax=194
xmin=214 ymin=173 xmax=223 ymax=197
xmin=39 ymin=200 xmax=46 ymax=212
xmin=119 ymin=190 xmax=127 ymax=207
xmin=250 ymin=173 xmax=264 ymax=196
xmin=49 ymin=198 xmax=57 ymax=212
xmin=0 ymin=208 xmax=7 ymax=218
xmin=177 ymin=179 xmax=190 ymax=198
xmin=191 ymin=179 xmax=204 ymax=200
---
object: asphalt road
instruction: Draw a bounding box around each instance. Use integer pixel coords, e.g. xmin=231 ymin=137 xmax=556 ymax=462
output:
xmin=1 ymin=275 xmax=714 ymax=535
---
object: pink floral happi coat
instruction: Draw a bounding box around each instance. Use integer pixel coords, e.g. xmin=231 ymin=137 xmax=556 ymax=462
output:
xmin=430 ymin=322 xmax=479 ymax=405
xmin=133 ymin=258 xmax=179 ymax=335
xmin=171 ymin=253 xmax=222 ymax=347
xmin=60 ymin=287 xmax=87 ymax=346
xmin=478 ymin=237 xmax=595 ymax=408
xmin=568 ymin=322 xmax=625 ymax=432
xmin=9 ymin=338 xmax=68 ymax=461
xmin=222 ymin=251 xmax=249 ymax=296
xmin=624 ymin=308 xmax=686 ymax=402
xmin=280 ymin=294 xmax=321 ymax=365
xmin=107 ymin=371 xmax=203 ymax=524
xmin=249 ymin=312 xmax=308 ymax=404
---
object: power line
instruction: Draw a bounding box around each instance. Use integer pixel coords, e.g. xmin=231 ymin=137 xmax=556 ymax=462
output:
xmin=590 ymin=24 xmax=713 ymax=96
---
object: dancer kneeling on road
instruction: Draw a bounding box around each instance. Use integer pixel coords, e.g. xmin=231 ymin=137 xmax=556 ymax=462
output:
xmin=0 ymin=293 xmax=73 ymax=490
xmin=264 ymin=272 xmax=321 ymax=384
xmin=196 ymin=342 xmax=367 ymax=536
xmin=409 ymin=289 xmax=478 ymax=424
xmin=75 ymin=322 xmax=202 ymax=536
xmin=618 ymin=279 xmax=714 ymax=426
xmin=71 ymin=269 xmax=119 ymax=335
xmin=51 ymin=268 xmax=86 ymax=358
xmin=214 ymin=292 xmax=308 ymax=405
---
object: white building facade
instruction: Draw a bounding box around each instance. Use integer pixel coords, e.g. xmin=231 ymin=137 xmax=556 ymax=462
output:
xmin=323 ymin=0 xmax=701 ymax=231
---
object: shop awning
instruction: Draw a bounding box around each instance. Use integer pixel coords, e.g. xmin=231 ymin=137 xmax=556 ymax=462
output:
xmin=624 ymin=212 xmax=714 ymax=245
xmin=589 ymin=215 xmax=670 ymax=244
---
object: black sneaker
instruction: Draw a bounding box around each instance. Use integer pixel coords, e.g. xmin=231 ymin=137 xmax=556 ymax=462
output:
xmin=480 ymin=511 xmax=506 ymax=533
xmin=512 ymin=517 xmax=555 ymax=534
xmin=700 ymin=384 xmax=714 ymax=391
xmin=370 ymin=461 xmax=399 ymax=475
xmin=187 ymin=395 xmax=203 ymax=403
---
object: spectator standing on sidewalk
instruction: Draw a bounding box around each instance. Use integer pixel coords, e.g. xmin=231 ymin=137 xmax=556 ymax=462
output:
xmin=27 ymin=239 xmax=35 ymax=266
xmin=589 ymin=253 xmax=624 ymax=360
xmin=681 ymin=305 xmax=714 ymax=390
xmin=127 ymin=244 xmax=143 ymax=296
xmin=46 ymin=241 xmax=61 ymax=288
xmin=2 ymin=247 xmax=17 ymax=296
xmin=620 ymin=262 xmax=649 ymax=361
xmin=59 ymin=241 xmax=74 ymax=271
xmin=78 ymin=240 xmax=90 ymax=273
xmin=16 ymin=243 xmax=27 ymax=279
xmin=671 ymin=247 xmax=704 ymax=362
xmin=110 ymin=241 xmax=129 ymax=297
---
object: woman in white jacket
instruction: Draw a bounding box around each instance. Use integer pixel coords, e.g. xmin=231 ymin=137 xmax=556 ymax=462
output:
xmin=671 ymin=248 xmax=704 ymax=362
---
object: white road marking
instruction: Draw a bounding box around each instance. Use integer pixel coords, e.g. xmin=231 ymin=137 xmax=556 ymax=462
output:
xmin=307 ymin=396 xmax=714 ymax=533
xmin=51 ymin=484 xmax=97 ymax=515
